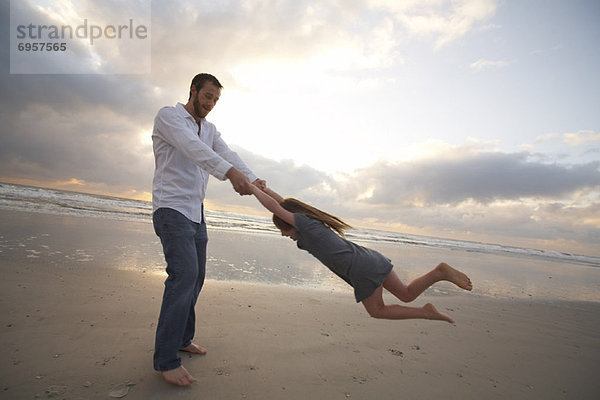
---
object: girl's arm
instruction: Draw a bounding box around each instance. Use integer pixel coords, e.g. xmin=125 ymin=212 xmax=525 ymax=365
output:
xmin=262 ymin=186 xmax=284 ymax=203
xmin=250 ymin=185 xmax=296 ymax=227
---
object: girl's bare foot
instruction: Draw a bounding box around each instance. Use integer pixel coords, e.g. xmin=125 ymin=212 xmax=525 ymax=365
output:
xmin=162 ymin=365 xmax=196 ymax=386
xmin=437 ymin=263 xmax=473 ymax=291
xmin=423 ymin=303 xmax=454 ymax=324
xmin=180 ymin=343 xmax=207 ymax=355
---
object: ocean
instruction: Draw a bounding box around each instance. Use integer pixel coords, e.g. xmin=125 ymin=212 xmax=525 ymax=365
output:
xmin=1 ymin=182 xmax=598 ymax=301
xmin=1 ymin=182 xmax=597 ymax=267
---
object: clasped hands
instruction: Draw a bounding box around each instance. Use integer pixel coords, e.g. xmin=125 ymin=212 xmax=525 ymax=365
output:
xmin=226 ymin=167 xmax=266 ymax=196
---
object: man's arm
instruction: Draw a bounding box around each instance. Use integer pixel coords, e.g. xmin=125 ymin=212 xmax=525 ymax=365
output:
xmin=215 ymin=135 xmax=269 ymax=195
xmin=154 ymin=108 xmax=233 ymax=180
xmin=212 ymin=131 xmax=259 ymax=183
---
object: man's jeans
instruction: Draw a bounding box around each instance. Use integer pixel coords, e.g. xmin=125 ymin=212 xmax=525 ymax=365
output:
xmin=152 ymin=207 xmax=208 ymax=371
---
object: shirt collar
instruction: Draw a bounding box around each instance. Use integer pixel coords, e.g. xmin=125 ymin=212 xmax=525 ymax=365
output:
xmin=176 ymin=102 xmax=198 ymax=123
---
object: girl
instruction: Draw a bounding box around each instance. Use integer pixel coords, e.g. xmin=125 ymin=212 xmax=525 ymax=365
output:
xmin=250 ymin=185 xmax=473 ymax=324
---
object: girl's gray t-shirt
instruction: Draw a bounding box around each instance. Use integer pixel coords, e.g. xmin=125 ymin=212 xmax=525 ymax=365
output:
xmin=294 ymin=213 xmax=393 ymax=302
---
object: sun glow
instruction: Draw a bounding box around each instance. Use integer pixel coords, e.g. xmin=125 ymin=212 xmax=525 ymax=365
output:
xmin=141 ymin=130 xmax=152 ymax=146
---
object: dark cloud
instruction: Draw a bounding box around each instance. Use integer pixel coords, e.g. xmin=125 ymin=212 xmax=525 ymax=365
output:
xmin=0 ymin=1 xmax=160 ymax=116
xmin=204 ymin=147 xmax=334 ymax=209
xmin=351 ymin=152 xmax=600 ymax=206
xmin=0 ymin=103 xmax=154 ymax=189
xmin=233 ymin=148 xmax=332 ymax=194
xmin=200 ymin=147 xmax=599 ymax=253
xmin=0 ymin=2 xmax=160 ymax=190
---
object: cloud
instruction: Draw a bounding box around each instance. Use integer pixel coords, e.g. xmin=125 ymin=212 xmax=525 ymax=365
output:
xmin=470 ymin=58 xmax=514 ymax=71
xmin=10 ymin=0 xmax=151 ymax=74
xmin=148 ymin=0 xmax=499 ymax=91
xmin=391 ymin=199 xmax=599 ymax=249
xmin=349 ymin=151 xmax=600 ymax=206
xmin=0 ymin=102 xmax=154 ymax=191
xmin=532 ymin=130 xmax=600 ymax=147
xmin=149 ymin=0 xmax=391 ymax=85
xmin=563 ymin=130 xmax=600 ymax=146
xmin=201 ymin=146 xmax=599 ymax=254
xmin=524 ymin=131 xmax=600 ymax=164
xmin=371 ymin=0 xmax=498 ymax=48
xmin=1 ymin=4 xmax=159 ymax=116
xmin=204 ymin=147 xmax=337 ymax=211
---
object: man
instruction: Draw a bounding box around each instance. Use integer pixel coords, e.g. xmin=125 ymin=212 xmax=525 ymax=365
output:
xmin=151 ymin=73 xmax=264 ymax=386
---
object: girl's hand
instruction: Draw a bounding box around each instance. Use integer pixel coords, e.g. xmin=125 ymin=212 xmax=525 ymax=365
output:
xmin=252 ymin=178 xmax=267 ymax=191
xmin=250 ymin=184 xmax=295 ymax=226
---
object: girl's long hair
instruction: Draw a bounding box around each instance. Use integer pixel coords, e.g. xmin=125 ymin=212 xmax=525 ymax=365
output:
xmin=273 ymin=198 xmax=352 ymax=236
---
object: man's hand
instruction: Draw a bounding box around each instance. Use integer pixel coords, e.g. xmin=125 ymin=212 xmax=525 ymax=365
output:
xmin=226 ymin=167 xmax=253 ymax=195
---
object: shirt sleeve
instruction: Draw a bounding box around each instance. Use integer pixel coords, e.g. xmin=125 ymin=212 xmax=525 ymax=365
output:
xmin=154 ymin=107 xmax=233 ymax=180
xmin=212 ymin=129 xmax=259 ymax=183
xmin=294 ymin=213 xmax=308 ymax=232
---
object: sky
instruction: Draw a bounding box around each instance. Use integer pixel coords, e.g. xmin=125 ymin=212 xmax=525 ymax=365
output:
xmin=1 ymin=0 xmax=599 ymax=256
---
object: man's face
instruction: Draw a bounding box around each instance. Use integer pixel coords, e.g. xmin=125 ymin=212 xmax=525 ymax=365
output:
xmin=193 ymin=82 xmax=221 ymax=119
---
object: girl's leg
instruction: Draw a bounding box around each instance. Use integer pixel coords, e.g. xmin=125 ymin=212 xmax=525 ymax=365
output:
xmin=384 ymin=263 xmax=472 ymax=303
xmin=362 ymin=286 xmax=454 ymax=323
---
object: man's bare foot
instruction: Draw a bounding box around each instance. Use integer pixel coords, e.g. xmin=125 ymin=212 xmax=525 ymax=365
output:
xmin=180 ymin=343 xmax=207 ymax=355
xmin=437 ymin=263 xmax=473 ymax=291
xmin=162 ymin=365 xmax=196 ymax=386
xmin=423 ymin=303 xmax=455 ymax=324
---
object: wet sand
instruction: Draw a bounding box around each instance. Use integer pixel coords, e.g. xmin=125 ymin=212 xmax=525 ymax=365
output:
xmin=0 ymin=211 xmax=599 ymax=399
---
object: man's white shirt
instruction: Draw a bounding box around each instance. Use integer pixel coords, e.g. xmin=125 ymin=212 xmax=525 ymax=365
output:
xmin=152 ymin=103 xmax=257 ymax=223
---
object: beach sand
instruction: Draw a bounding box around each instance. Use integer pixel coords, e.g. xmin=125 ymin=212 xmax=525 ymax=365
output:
xmin=1 ymin=212 xmax=599 ymax=399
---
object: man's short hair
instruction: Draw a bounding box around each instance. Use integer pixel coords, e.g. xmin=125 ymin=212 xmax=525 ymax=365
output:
xmin=189 ymin=73 xmax=223 ymax=100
